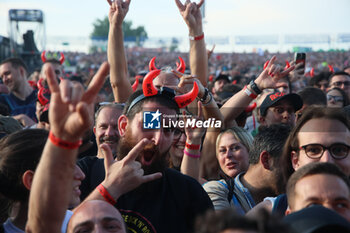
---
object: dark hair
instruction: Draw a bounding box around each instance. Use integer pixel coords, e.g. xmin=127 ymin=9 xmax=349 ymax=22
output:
xmin=327 ymin=87 xmax=350 ymax=107
xmin=0 ymin=57 xmax=28 ymax=73
xmin=330 ymin=71 xmax=350 ymax=82
xmin=309 ymin=71 xmax=330 ymax=86
xmin=122 ymin=89 xmax=179 ymax=120
xmin=298 ymin=87 xmax=327 ymax=106
xmin=249 ymin=124 xmax=291 ymax=164
xmin=195 ymin=208 xmax=291 ymax=233
xmin=0 ymin=129 xmax=48 ymax=202
xmin=286 ymin=162 xmax=350 ymax=209
xmin=281 ymin=107 xmax=350 ymax=184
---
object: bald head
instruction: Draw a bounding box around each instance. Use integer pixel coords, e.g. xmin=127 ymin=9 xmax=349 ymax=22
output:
xmin=68 ymin=200 xmax=126 ymax=233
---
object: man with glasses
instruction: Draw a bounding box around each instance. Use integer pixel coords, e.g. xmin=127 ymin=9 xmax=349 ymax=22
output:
xmin=247 ymin=107 xmax=350 ymax=217
xmin=329 ymin=71 xmax=350 ymax=102
xmin=259 ymin=91 xmax=303 ymax=127
xmin=287 ymin=107 xmax=350 ymax=176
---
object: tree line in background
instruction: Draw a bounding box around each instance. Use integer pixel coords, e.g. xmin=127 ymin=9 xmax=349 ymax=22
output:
xmin=91 ymin=16 xmax=148 ymax=45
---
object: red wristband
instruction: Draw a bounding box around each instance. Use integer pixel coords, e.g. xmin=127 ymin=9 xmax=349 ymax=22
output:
xmin=185 ymin=142 xmax=201 ymax=150
xmin=189 ymin=33 xmax=204 ymax=41
xmin=97 ymin=184 xmax=116 ymax=205
xmin=49 ymin=131 xmax=82 ymax=150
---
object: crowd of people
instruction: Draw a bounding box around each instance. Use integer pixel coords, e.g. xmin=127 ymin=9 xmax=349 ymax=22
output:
xmin=1 ymin=0 xmax=350 ymax=233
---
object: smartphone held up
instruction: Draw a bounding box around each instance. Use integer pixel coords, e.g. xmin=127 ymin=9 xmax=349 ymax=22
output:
xmin=294 ymin=52 xmax=306 ymax=74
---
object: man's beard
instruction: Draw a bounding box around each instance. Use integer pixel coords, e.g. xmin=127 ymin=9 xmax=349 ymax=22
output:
xmin=117 ymin=130 xmax=169 ymax=175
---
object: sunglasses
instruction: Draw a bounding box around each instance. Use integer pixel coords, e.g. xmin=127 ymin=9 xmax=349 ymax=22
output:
xmin=331 ymin=81 xmax=350 ymax=87
xmin=327 ymin=94 xmax=343 ymax=103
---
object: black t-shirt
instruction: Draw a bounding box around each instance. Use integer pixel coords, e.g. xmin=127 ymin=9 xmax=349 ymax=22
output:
xmin=116 ymin=168 xmax=213 ymax=233
xmin=77 ymin=156 xmax=105 ymax=201
xmin=77 ymin=157 xmax=213 ymax=233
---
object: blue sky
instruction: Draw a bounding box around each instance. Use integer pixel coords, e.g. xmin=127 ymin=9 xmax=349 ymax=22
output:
xmin=1 ymin=0 xmax=350 ymax=39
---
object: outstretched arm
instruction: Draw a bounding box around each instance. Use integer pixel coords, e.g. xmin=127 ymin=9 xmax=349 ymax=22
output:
xmin=174 ymin=70 xmax=224 ymax=180
xmin=180 ymin=101 xmax=206 ymax=181
xmin=175 ymin=0 xmax=208 ymax=87
xmin=221 ymin=56 xmax=295 ymax=127
xmin=175 ymin=70 xmax=223 ymax=122
xmin=107 ymin=0 xmax=133 ymax=102
xmin=26 ymin=63 xmax=109 ymax=233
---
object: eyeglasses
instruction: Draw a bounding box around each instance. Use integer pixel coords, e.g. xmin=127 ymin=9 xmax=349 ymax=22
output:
xmin=327 ymin=94 xmax=344 ymax=103
xmin=299 ymin=143 xmax=350 ymax=160
xmin=173 ymin=128 xmax=186 ymax=140
xmin=331 ymin=81 xmax=350 ymax=87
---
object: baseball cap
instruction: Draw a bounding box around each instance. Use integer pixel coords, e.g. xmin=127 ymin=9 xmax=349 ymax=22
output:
xmin=283 ymin=205 xmax=350 ymax=233
xmin=215 ymin=74 xmax=230 ymax=83
xmin=260 ymin=91 xmax=303 ymax=116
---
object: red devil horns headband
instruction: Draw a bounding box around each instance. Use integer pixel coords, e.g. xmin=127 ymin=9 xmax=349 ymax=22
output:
xmin=310 ymin=68 xmax=315 ymax=78
xmin=328 ymin=64 xmax=334 ymax=73
xmin=148 ymin=56 xmax=186 ymax=74
xmin=38 ymin=86 xmax=50 ymax=106
xmin=131 ymin=76 xmax=140 ymax=92
xmin=149 ymin=57 xmax=157 ymax=71
xmin=284 ymin=60 xmax=291 ymax=70
xmin=126 ymin=69 xmax=198 ymax=113
xmin=142 ymin=69 xmax=198 ymax=107
xmin=176 ymin=57 xmax=186 ymax=73
xmin=41 ymin=50 xmax=65 ymax=65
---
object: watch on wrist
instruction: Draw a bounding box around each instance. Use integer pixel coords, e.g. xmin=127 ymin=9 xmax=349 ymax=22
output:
xmin=249 ymin=80 xmax=262 ymax=95
xmin=200 ymin=88 xmax=209 ymax=102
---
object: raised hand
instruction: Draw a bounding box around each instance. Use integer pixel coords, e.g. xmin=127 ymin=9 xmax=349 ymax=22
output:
xmin=255 ymin=56 xmax=295 ymax=90
xmin=175 ymin=0 xmax=204 ymax=35
xmin=46 ymin=62 xmax=109 ymax=142
xmin=107 ymin=0 xmax=131 ymax=26
xmin=173 ymin=69 xmax=206 ymax=98
xmin=183 ymin=101 xmax=206 ymax=145
xmin=101 ymin=138 xmax=162 ymax=199
xmin=207 ymin=44 xmax=215 ymax=59
xmin=289 ymin=61 xmax=305 ymax=82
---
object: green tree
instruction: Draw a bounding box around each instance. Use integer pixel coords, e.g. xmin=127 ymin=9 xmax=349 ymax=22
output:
xmin=91 ymin=17 xmax=110 ymax=39
xmin=169 ymin=37 xmax=179 ymax=52
xmin=91 ymin=16 xmax=148 ymax=45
